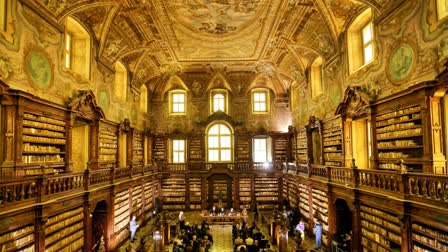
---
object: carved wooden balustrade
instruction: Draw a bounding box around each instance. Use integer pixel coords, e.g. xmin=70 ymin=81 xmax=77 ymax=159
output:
xmin=0 ymin=178 xmax=37 ymax=206
xmin=408 ymin=173 xmax=448 ymax=203
xmin=310 ymin=165 xmax=328 ymax=178
xmin=329 ymin=167 xmax=355 ymax=185
xmin=45 ymin=173 xmax=84 ymax=195
xmin=115 ymin=167 xmax=131 ymax=179
xmin=357 ymin=169 xmax=401 ymax=194
xmin=88 ymin=169 xmax=111 ymax=186
xmin=156 ymin=162 xmax=283 ymax=172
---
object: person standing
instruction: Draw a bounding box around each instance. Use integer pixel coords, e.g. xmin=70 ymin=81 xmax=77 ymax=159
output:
xmin=296 ymin=219 xmax=305 ymax=245
xmin=254 ymin=203 xmax=259 ymax=221
xmin=179 ymin=211 xmax=185 ymax=230
xmin=313 ymin=221 xmax=323 ymax=249
xmin=130 ymin=216 xmax=139 ymax=242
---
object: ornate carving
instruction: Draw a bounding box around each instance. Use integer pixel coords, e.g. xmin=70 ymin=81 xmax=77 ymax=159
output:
xmin=335 ymin=87 xmax=370 ymax=118
xmin=120 ymin=118 xmax=131 ymax=133
xmin=69 ymin=90 xmax=105 ymax=120
xmin=313 ymin=32 xmax=334 ymax=55
xmin=0 ymin=55 xmax=14 ymax=80
xmin=191 ymin=81 xmax=202 ymax=97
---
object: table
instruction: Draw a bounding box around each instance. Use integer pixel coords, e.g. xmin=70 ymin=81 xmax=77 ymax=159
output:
xmin=201 ymin=214 xmax=248 ymax=224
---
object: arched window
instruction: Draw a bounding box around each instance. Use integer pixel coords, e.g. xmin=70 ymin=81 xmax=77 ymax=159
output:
xmin=310 ymin=57 xmax=323 ymax=98
xmin=64 ymin=17 xmax=91 ymax=80
xmin=140 ymin=85 xmax=148 ymax=113
xmin=347 ymin=8 xmax=374 ymax=74
xmin=114 ymin=61 xmax=127 ymax=103
xmin=207 ymin=123 xmax=232 ymax=162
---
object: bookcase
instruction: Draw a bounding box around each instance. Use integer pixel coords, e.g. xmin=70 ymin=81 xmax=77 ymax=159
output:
xmin=144 ymin=180 xmax=154 ymax=211
xmin=273 ymin=135 xmax=288 ymax=161
xmin=99 ymin=121 xmax=118 ymax=166
xmin=296 ymin=126 xmax=308 ymax=164
xmin=321 ymin=116 xmax=344 ymax=167
xmin=133 ymin=131 xmax=144 ymax=164
xmin=152 ymin=135 xmax=167 ymax=162
xmin=375 ymin=104 xmax=424 ymax=171
xmin=311 ymin=188 xmax=329 ymax=245
xmin=360 ymin=205 xmax=401 ymax=251
xmin=298 ymin=183 xmax=310 ymax=219
xmin=238 ymin=178 xmax=252 ymax=206
xmin=22 ymin=112 xmax=67 ymax=175
xmin=45 ymin=206 xmax=84 ymax=252
xmin=254 ymin=177 xmax=278 ymax=210
xmin=235 ymin=134 xmax=251 ymax=162
xmin=0 ymin=224 xmax=34 ymax=252
xmin=189 ymin=178 xmax=202 ymax=210
xmin=211 ymin=179 xmax=229 ymax=208
xmin=188 ymin=136 xmax=203 ymax=162
xmin=114 ymin=189 xmax=130 ymax=244
xmin=287 ymin=177 xmax=298 ymax=208
xmin=132 ymin=184 xmax=143 ymax=217
xmin=162 ymin=177 xmax=186 ymax=210
xmin=412 ymin=221 xmax=448 ymax=252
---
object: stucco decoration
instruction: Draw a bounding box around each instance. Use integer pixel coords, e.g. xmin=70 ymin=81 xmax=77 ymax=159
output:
xmin=98 ymin=90 xmax=109 ymax=111
xmin=329 ymin=84 xmax=342 ymax=109
xmin=300 ymin=102 xmax=308 ymax=122
xmin=131 ymin=108 xmax=137 ymax=123
xmin=167 ymin=0 xmax=263 ymax=34
xmin=0 ymin=56 xmax=14 ymax=80
xmin=388 ymin=44 xmax=414 ymax=82
xmin=26 ymin=53 xmax=52 ymax=89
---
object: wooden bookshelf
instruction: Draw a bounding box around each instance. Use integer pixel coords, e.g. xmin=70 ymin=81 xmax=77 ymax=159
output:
xmin=133 ymin=131 xmax=144 ymax=164
xmin=282 ymin=178 xmax=288 ymax=202
xmin=152 ymin=135 xmax=167 ymax=162
xmin=114 ymin=189 xmax=130 ymax=244
xmin=22 ymin=112 xmax=66 ymax=175
xmin=375 ymin=104 xmax=423 ymax=171
xmin=287 ymin=177 xmax=298 ymax=208
xmin=189 ymin=178 xmax=202 ymax=210
xmin=273 ymin=135 xmax=288 ymax=161
xmin=45 ymin=206 xmax=84 ymax=252
xmin=412 ymin=221 xmax=448 ymax=252
xmin=188 ymin=136 xmax=203 ymax=162
xmin=211 ymin=179 xmax=229 ymax=208
xmin=132 ymin=185 xmax=143 ymax=217
xmin=311 ymin=188 xmax=329 ymax=246
xmin=144 ymin=180 xmax=154 ymax=211
xmin=239 ymin=178 xmax=252 ymax=206
xmin=254 ymin=177 xmax=278 ymax=210
xmin=99 ymin=122 xmax=118 ymax=166
xmin=296 ymin=126 xmax=308 ymax=164
xmin=235 ymin=134 xmax=251 ymax=162
xmin=162 ymin=177 xmax=186 ymax=210
xmin=0 ymin=225 xmax=34 ymax=252
xmin=298 ymin=183 xmax=310 ymax=220
xmin=321 ymin=116 xmax=343 ymax=167
xmin=360 ymin=205 xmax=401 ymax=252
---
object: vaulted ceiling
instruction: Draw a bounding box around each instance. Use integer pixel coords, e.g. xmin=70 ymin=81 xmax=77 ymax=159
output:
xmin=24 ymin=0 xmax=393 ymax=90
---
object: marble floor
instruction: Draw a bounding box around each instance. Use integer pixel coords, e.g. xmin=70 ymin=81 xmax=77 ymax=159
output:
xmin=115 ymin=211 xmax=323 ymax=252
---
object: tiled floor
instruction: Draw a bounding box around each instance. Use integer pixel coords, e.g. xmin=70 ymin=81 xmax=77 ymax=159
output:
xmin=115 ymin=211 xmax=323 ymax=252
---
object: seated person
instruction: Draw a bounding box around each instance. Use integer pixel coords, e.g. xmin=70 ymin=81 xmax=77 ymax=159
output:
xmin=234 ymin=235 xmax=243 ymax=245
xmin=236 ymin=240 xmax=246 ymax=252
xmin=245 ymin=235 xmax=254 ymax=245
xmin=210 ymin=206 xmax=217 ymax=215
xmin=220 ymin=207 xmax=225 ymax=215
xmin=229 ymin=207 xmax=235 ymax=215
xmin=258 ymin=236 xmax=268 ymax=249
xmin=242 ymin=207 xmax=248 ymax=215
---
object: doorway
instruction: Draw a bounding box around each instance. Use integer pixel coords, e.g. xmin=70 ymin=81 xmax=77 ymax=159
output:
xmin=334 ymin=199 xmax=352 ymax=237
xmin=208 ymin=174 xmax=233 ymax=209
xmin=92 ymin=200 xmax=108 ymax=251
xmin=71 ymin=120 xmax=90 ymax=172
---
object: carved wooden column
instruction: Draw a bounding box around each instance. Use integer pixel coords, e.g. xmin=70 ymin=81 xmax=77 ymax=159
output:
xmin=399 ymin=203 xmax=412 ymax=252
xmin=106 ymin=194 xmax=115 ymax=251
xmin=65 ymin=113 xmax=74 ymax=173
xmin=278 ymin=177 xmax=284 ymax=208
xmin=83 ymin=202 xmax=92 ymax=252
xmin=185 ymin=175 xmax=190 ymax=209
xmin=250 ymin=174 xmax=255 ymax=209
xmin=351 ymin=199 xmax=361 ymax=252
xmin=0 ymin=102 xmax=19 ymax=178
xmin=428 ymin=92 xmax=447 ymax=174
xmin=14 ymin=98 xmax=25 ymax=177
xmin=34 ymin=205 xmax=46 ymax=252
xmin=234 ymin=175 xmax=240 ymax=209
xmin=127 ymin=128 xmax=134 ymax=169
xmin=326 ymin=189 xmax=336 ymax=245
xmin=88 ymin=119 xmax=100 ymax=170
xmin=201 ymin=176 xmax=207 ymax=210
xmin=343 ymin=117 xmax=353 ymax=168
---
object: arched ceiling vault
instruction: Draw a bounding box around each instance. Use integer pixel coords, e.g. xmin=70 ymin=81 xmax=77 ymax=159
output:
xmin=23 ymin=0 xmax=391 ymax=96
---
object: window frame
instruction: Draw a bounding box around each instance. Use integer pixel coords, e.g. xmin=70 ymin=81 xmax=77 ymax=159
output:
xmin=310 ymin=57 xmax=324 ymax=99
xmin=114 ymin=61 xmax=128 ymax=104
xmin=169 ymin=90 xmax=187 ymax=115
xmin=361 ymin=22 xmax=374 ymax=65
xmin=171 ymin=139 xmax=186 ymax=163
xmin=63 ymin=32 xmax=72 ymax=69
xmin=63 ymin=17 xmax=91 ymax=80
xmin=252 ymin=137 xmax=272 ymax=163
xmin=209 ymin=89 xmax=228 ymax=114
xmin=206 ymin=123 xmax=233 ymax=162
xmin=140 ymin=85 xmax=148 ymax=113
xmin=251 ymin=89 xmax=270 ymax=114
xmin=437 ymin=0 xmax=448 ymax=20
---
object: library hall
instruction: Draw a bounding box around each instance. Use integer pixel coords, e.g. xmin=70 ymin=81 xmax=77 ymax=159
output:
xmin=0 ymin=0 xmax=447 ymax=251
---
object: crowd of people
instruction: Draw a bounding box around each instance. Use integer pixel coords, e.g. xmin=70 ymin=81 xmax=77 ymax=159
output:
xmin=172 ymin=211 xmax=215 ymax=252
xmin=232 ymin=220 xmax=275 ymax=252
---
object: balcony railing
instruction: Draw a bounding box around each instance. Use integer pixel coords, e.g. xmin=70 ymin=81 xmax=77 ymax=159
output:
xmin=155 ymin=162 xmax=283 ymax=172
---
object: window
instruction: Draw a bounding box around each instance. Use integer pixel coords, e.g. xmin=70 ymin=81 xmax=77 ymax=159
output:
xmin=114 ymin=61 xmax=127 ymax=103
xmin=347 ymin=8 xmax=374 ymax=74
xmin=64 ymin=17 xmax=91 ymax=80
xmin=252 ymin=89 xmax=270 ymax=114
xmin=170 ymin=90 xmax=186 ymax=115
xmin=0 ymin=0 xmax=13 ymax=42
xmin=253 ymin=138 xmax=272 ymax=163
xmin=172 ymin=140 xmax=185 ymax=163
xmin=210 ymin=89 xmax=228 ymax=114
xmin=207 ymin=123 xmax=232 ymax=162
xmin=362 ymin=22 xmax=374 ymax=64
xmin=310 ymin=57 xmax=323 ymax=98
xmin=437 ymin=0 xmax=448 ymax=20
xmin=140 ymin=85 xmax=148 ymax=113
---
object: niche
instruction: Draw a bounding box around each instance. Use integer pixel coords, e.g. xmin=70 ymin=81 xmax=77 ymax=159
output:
xmin=311 ymin=128 xmax=322 ymax=165
xmin=71 ymin=120 xmax=90 ymax=172
xmin=119 ymin=131 xmax=127 ymax=167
